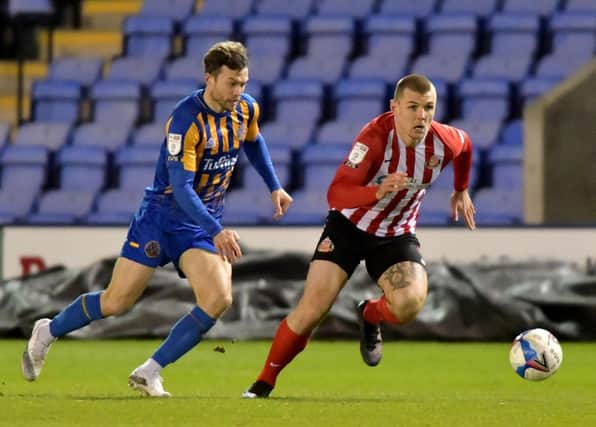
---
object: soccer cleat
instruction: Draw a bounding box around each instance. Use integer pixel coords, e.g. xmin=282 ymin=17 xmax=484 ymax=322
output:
xmin=357 ymin=300 xmax=383 ymax=367
xmin=242 ymin=380 xmax=273 ymax=399
xmin=128 ymin=369 xmax=172 ymax=398
xmin=21 ymin=318 xmax=55 ymax=381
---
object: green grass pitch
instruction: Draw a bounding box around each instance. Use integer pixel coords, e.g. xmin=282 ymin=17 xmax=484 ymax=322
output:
xmin=1 ymin=339 xmax=595 ymax=426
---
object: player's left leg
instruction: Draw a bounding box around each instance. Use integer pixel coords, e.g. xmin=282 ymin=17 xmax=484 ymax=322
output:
xmin=129 ymin=248 xmax=230 ymax=397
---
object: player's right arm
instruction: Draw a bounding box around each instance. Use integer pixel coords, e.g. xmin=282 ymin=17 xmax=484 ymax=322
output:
xmin=165 ymin=110 xmax=241 ymax=262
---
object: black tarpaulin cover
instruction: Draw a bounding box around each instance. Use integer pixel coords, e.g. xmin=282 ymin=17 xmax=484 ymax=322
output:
xmin=2 ymin=251 xmax=595 ymax=341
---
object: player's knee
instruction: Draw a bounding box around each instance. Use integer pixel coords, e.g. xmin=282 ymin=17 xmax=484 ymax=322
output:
xmin=386 ymin=287 xmax=426 ymax=324
xmin=100 ymin=292 xmax=134 ymax=316
xmin=199 ymin=291 xmax=233 ymax=318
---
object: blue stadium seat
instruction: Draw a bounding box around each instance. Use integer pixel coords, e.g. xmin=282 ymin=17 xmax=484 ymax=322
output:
xmin=333 ymin=78 xmax=386 ymax=124
xmin=458 ymin=78 xmax=510 ymax=121
xmin=106 ymin=57 xmax=163 ymax=85
xmin=520 ymin=78 xmax=559 ymax=106
xmin=0 ymin=144 xmax=48 ymax=196
xmin=272 ymin=189 xmax=328 ymax=225
xmin=499 ymin=120 xmax=523 ymax=145
xmin=183 ymin=16 xmax=234 ymax=58
xmin=314 ymin=0 xmax=375 ymax=18
xmin=91 ymin=80 xmax=141 ymax=126
xmin=0 ymin=123 xmax=9 ymax=146
xmin=565 ymin=0 xmax=596 ymax=13
xmin=124 ymin=16 xmax=174 ymax=59
xmin=31 ymin=79 xmax=81 ymax=124
xmin=473 ymin=188 xmax=523 ymax=224
xmin=472 ymin=14 xmax=539 ymax=82
xmin=8 ymin=0 xmax=51 ymax=16
xmin=349 ymin=15 xmax=415 ymax=82
xmin=198 ymin=0 xmax=254 ymax=18
xmin=300 ymin=144 xmax=345 ymax=190
xmin=0 ymin=189 xmax=37 ymax=224
xmin=132 ymin=123 xmax=165 ymax=147
xmin=245 ymin=80 xmax=264 ymax=105
xmin=315 ymin=121 xmax=363 ymax=146
xmin=272 ymin=79 xmax=323 ymax=128
xmin=151 ymin=80 xmax=197 ymax=123
xmin=14 ymin=122 xmax=71 ymax=150
xmin=27 ymin=190 xmax=96 ymax=224
xmin=115 ymin=146 xmax=160 ymax=191
xmin=534 ymin=54 xmax=591 ymax=80
xmin=164 ymin=57 xmax=203 ymax=84
xmin=56 ymin=145 xmax=107 ymax=192
xmin=417 ymin=189 xmax=454 ymax=225
xmin=410 ymin=14 xmax=477 ymax=83
xmin=140 ymin=0 xmax=195 ymax=23
xmin=287 ymin=16 xmax=353 ymax=83
xmin=242 ymin=16 xmax=292 ymax=84
xmin=439 ymin=0 xmax=498 ymax=16
xmin=221 ymin=189 xmax=272 ymax=225
xmin=72 ymin=122 xmax=130 ymax=151
xmin=488 ymin=144 xmax=523 ymax=189
xmin=448 ymin=118 xmax=501 ymax=149
xmin=378 ymin=0 xmax=438 ymax=17
xmin=501 ymin=0 xmax=560 ymax=16
xmin=47 ymin=57 xmax=103 ymax=87
xmin=85 ymin=189 xmax=142 ymax=224
xmin=254 ymin=0 xmax=314 ymax=19
xmin=259 ymin=122 xmax=313 ymax=149
xmin=240 ymin=145 xmax=292 ymax=190
xmin=429 ymin=145 xmax=480 ymax=190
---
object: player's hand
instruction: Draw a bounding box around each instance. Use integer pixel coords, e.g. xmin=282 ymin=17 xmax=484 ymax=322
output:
xmin=375 ymin=172 xmax=409 ymax=199
xmin=271 ymin=188 xmax=293 ymax=220
xmin=450 ymin=189 xmax=476 ymax=230
xmin=213 ymin=229 xmax=242 ymax=263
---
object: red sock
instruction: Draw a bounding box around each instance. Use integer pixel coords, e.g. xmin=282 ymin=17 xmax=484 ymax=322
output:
xmin=257 ymin=318 xmax=309 ymax=387
xmin=363 ymin=295 xmax=399 ymax=324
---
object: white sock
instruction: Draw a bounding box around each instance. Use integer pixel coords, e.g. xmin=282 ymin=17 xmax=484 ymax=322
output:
xmin=137 ymin=358 xmax=162 ymax=376
xmin=39 ymin=321 xmax=56 ymax=346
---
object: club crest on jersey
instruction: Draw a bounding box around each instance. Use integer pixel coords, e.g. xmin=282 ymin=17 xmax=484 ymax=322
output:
xmin=344 ymin=142 xmax=368 ymax=168
xmin=317 ymin=237 xmax=334 ymax=253
xmin=144 ymin=240 xmax=161 ymax=258
xmin=237 ymin=124 xmax=247 ymax=141
xmin=167 ymin=133 xmax=182 ymax=155
xmin=425 ymin=155 xmax=442 ymax=169
xmin=205 ymin=137 xmax=216 ymax=149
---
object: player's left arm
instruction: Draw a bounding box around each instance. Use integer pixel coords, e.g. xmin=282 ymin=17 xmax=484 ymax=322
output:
xmin=450 ymin=130 xmax=476 ymax=230
xmin=242 ymin=99 xmax=292 ymax=218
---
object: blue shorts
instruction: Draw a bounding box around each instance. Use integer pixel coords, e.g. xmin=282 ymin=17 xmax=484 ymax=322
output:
xmin=120 ymin=191 xmax=218 ymax=276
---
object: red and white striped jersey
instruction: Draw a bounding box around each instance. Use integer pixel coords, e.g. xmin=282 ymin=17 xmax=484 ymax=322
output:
xmin=327 ymin=111 xmax=473 ymax=237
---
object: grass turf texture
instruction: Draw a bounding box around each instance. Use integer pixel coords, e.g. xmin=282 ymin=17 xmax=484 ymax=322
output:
xmin=1 ymin=340 xmax=595 ymax=426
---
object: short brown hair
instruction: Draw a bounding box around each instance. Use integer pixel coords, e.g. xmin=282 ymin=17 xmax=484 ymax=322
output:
xmin=203 ymin=41 xmax=249 ymax=76
xmin=393 ymin=74 xmax=434 ymax=100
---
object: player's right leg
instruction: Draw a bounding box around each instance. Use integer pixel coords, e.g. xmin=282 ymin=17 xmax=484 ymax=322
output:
xmin=21 ymin=257 xmax=155 ymax=381
xmin=242 ymin=260 xmax=348 ymax=398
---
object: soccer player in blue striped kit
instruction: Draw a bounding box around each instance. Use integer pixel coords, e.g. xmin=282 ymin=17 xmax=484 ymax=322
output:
xmin=21 ymin=41 xmax=293 ymax=397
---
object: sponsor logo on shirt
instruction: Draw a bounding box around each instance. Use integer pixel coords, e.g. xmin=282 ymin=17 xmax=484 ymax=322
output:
xmin=203 ymin=154 xmax=238 ymax=171
xmin=425 ymin=155 xmax=442 ymax=169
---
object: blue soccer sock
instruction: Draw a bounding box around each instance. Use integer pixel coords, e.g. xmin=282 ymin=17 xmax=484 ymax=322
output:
xmin=152 ymin=306 xmax=215 ymax=368
xmin=49 ymin=291 xmax=105 ymax=338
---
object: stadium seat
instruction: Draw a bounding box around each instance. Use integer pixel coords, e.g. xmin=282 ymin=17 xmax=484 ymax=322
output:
xmin=85 ymin=189 xmax=142 ymax=224
xmin=458 ymin=78 xmax=510 ymax=121
xmin=565 ymin=0 xmax=596 ymax=13
xmin=254 ymin=0 xmax=314 ymax=19
xmin=439 ymin=0 xmax=498 ymax=16
xmin=333 ymin=78 xmax=386 ymax=123
xmin=105 ymin=57 xmax=163 ymax=86
xmin=473 ymin=188 xmax=523 ymax=224
xmin=259 ymin=122 xmax=313 ymax=149
xmin=0 ymin=144 xmax=48 ymax=196
xmin=429 ymin=146 xmax=480 ymax=190
xmin=314 ymin=0 xmax=375 ymax=18
xmin=91 ymin=80 xmax=141 ymax=126
xmin=151 ymin=80 xmax=198 ymax=123
xmin=501 ymin=0 xmax=560 ymax=17
xmin=31 ymin=79 xmax=81 ymax=124
xmin=417 ymin=189 xmax=454 ymax=225
xmin=272 ymin=189 xmax=328 ymax=225
xmin=378 ymin=0 xmax=438 ymax=17
xmin=240 ymin=145 xmax=292 ymax=190
xmin=47 ymin=57 xmax=103 ymax=87
xmin=315 ymin=121 xmax=363 ymax=146
xmin=115 ymin=146 xmax=160 ymax=191
xmin=164 ymin=57 xmax=203 ymax=84
xmin=72 ymin=122 xmax=130 ymax=151
xmin=27 ymin=190 xmax=96 ymax=224
xmin=56 ymin=145 xmax=108 ymax=192
xmin=123 ymin=15 xmax=174 ymax=60
xmin=14 ymin=122 xmax=71 ymax=150
xmin=488 ymin=144 xmax=523 ymax=189
xmin=221 ymin=189 xmax=273 ymax=225
xmin=0 ymin=123 xmax=9 ymax=146
xmin=132 ymin=123 xmax=165 ymax=147
xmin=182 ymin=16 xmax=234 ymax=57
xmin=520 ymin=77 xmax=559 ymax=106
xmin=500 ymin=120 xmax=523 ymax=146
xmin=0 ymin=189 xmax=37 ymax=224
xmin=299 ymin=144 xmax=346 ymax=190
xmin=139 ymin=0 xmax=195 ymax=23
xmin=271 ymin=79 xmax=323 ymax=130
xmin=448 ymin=118 xmax=501 ymax=149
xmin=198 ymin=0 xmax=255 ymax=18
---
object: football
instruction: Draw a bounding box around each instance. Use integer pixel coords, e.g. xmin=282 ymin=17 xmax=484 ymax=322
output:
xmin=509 ymin=328 xmax=563 ymax=381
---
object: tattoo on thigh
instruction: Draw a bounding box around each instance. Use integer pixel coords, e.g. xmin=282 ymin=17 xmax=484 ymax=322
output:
xmin=382 ymin=262 xmax=420 ymax=290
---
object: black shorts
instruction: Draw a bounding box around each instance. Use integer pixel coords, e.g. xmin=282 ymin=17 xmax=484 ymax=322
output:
xmin=311 ymin=210 xmax=425 ymax=282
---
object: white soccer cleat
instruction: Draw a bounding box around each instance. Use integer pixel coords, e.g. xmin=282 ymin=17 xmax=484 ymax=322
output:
xmin=21 ymin=318 xmax=55 ymax=381
xmin=128 ymin=369 xmax=172 ymax=398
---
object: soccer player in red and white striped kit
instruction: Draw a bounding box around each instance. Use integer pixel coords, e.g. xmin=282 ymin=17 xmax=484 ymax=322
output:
xmin=243 ymin=74 xmax=477 ymax=398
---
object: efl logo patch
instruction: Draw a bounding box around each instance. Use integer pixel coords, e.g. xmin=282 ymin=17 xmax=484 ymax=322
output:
xmin=425 ymin=155 xmax=442 ymax=169
xmin=167 ymin=133 xmax=182 ymax=155
xmin=344 ymin=142 xmax=368 ymax=168
xmin=205 ymin=137 xmax=216 ymax=149
xmin=317 ymin=237 xmax=335 ymax=253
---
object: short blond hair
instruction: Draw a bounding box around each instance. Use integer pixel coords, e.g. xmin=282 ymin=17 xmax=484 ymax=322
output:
xmin=393 ymin=74 xmax=434 ymax=100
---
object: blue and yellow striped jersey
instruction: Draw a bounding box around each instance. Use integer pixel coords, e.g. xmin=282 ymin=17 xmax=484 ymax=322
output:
xmin=149 ymin=89 xmax=260 ymax=220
